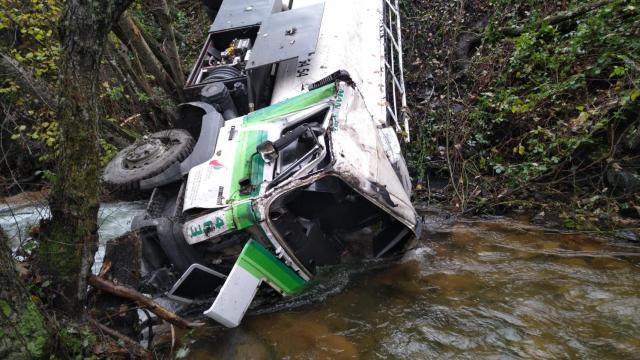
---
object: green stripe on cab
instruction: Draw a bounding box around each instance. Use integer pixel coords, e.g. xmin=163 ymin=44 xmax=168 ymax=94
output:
xmin=237 ymin=240 xmax=306 ymax=295
xmin=243 ymin=83 xmax=337 ymax=125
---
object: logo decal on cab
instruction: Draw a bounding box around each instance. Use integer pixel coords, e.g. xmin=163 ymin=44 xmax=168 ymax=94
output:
xmin=209 ymin=159 xmax=224 ymax=169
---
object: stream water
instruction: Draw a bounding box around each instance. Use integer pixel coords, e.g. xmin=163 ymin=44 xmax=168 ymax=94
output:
xmin=2 ymin=202 xmax=639 ymax=358
xmin=182 ymin=215 xmax=640 ymax=359
xmin=0 ymin=200 xmax=146 ymax=272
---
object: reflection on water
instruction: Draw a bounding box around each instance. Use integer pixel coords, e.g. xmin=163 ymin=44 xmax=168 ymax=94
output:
xmin=189 ymin=217 xmax=640 ymax=359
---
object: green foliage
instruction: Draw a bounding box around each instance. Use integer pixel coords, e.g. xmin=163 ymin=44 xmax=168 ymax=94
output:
xmin=9 ymin=110 xmax=61 ymax=165
xmin=99 ymin=138 xmax=118 ymax=167
xmin=37 ymin=169 xmax=58 ymax=183
xmin=56 ymin=324 xmax=98 ymax=360
xmin=100 ymin=81 xmax=127 ymax=102
xmin=30 ymin=117 xmax=60 ymax=161
xmin=20 ymin=237 xmax=38 ymax=254
xmin=1 ymin=0 xmax=61 ymax=174
xmin=13 ymin=300 xmax=49 ymax=358
xmin=0 ymin=299 xmax=11 ymax=317
xmin=0 ymin=298 xmax=50 ymax=359
xmin=0 ymin=0 xmax=61 ymax=85
xmin=466 ymin=0 xmax=639 ymax=189
xmin=403 ymin=0 xmax=640 ymax=227
xmin=1 ymin=0 xmax=127 ymax=178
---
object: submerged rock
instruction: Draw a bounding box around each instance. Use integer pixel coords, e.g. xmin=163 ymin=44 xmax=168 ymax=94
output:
xmin=532 ymin=211 xmax=546 ymax=225
xmin=615 ymin=229 xmax=639 ymax=242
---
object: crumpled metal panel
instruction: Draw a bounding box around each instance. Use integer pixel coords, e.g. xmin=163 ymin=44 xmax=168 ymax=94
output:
xmin=328 ymin=83 xmax=419 ymax=232
xmin=246 ymin=3 xmax=325 ymax=70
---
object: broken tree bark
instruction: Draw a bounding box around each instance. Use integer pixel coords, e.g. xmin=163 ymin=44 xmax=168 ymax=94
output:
xmin=90 ymin=232 xmax=142 ymax=339
xmin=101 ymin=117 xmax=138 ymax=149
xmin=88 ymin=275 xmax=204 ymax=329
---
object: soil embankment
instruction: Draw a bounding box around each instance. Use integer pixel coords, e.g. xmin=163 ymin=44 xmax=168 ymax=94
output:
xmin=402 ymin=0 xmax=640 ymax=235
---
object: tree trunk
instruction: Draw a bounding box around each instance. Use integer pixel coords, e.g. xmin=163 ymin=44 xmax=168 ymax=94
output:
xmin=131 ymin=16 xmax=172 ymax=74
xmin=129 ymin=16 xmax=181 ymax=96
xmin=37 ymin=0 xmax=133 ymax=315
xmin=0 ymin=228 xmax=51 ymax=358
xmin=89 ymin=231 xmax=142 ymax=339
xmin=112 ymin=42 xmax=156 ymax=100
xmin=107 ymin=57 xmax=143 ymax=121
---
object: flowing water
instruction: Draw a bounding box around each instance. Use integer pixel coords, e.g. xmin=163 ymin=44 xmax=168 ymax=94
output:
xmin=0 ymin=200 xmax=146 ymax=272
xmin=3 ymin=201 xmax=639 ymax=358
xmin=182 ymin=215 xmax=640 ymax=359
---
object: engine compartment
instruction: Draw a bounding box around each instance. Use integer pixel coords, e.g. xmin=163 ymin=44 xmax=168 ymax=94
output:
xmin=184 ymin=25 xmax=266 ymax=114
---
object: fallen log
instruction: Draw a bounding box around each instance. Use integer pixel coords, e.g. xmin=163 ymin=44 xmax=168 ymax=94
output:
xmin=88 ymin=275 xmax=205 ymax=329
xmin=114 ymin=12 xmax=179 ymax=99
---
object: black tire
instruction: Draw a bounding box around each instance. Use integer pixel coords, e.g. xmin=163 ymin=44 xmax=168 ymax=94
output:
xmin=102 ymin=129 xmax=194 ymax=194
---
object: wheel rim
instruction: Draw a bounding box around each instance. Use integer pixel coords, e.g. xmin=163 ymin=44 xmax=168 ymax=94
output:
xmin=123 ymin=138 xmax=167 ymax=169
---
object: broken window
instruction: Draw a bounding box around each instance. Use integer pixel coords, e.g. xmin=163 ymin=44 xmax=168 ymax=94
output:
xmin=267 ymin=176 xmax=413 ymax=274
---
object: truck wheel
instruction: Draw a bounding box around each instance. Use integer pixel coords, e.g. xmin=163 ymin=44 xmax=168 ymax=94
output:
xmin=102 ymin=129 xmax=194 ymax=194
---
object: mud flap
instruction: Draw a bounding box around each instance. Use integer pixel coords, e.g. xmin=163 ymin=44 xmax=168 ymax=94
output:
xmin=203 ymin=239 xmax=306 ymax=327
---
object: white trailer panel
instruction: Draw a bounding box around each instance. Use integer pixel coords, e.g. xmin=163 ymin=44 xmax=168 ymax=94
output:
xmin=271 ymin=0 xmax=388 ymax=127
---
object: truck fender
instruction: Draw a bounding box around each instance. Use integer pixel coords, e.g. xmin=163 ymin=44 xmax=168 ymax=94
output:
xmin=140 ymin=102 xmax=224 ymax=190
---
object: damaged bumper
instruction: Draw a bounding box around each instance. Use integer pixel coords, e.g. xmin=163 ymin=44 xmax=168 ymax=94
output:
xmin=204 ymin=239 xmax=306 ymax=327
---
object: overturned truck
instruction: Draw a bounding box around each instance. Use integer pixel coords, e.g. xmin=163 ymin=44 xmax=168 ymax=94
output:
xmin=102 ymin=0 xmax=420 ymax=328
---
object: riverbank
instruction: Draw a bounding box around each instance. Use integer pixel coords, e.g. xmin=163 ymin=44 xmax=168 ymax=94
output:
xmin=401 ymin=0 xmax=640 ymax=235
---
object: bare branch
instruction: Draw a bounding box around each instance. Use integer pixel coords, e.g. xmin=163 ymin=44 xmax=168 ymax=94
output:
xmin=88 ymin=275 xmax=205 ymax=329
